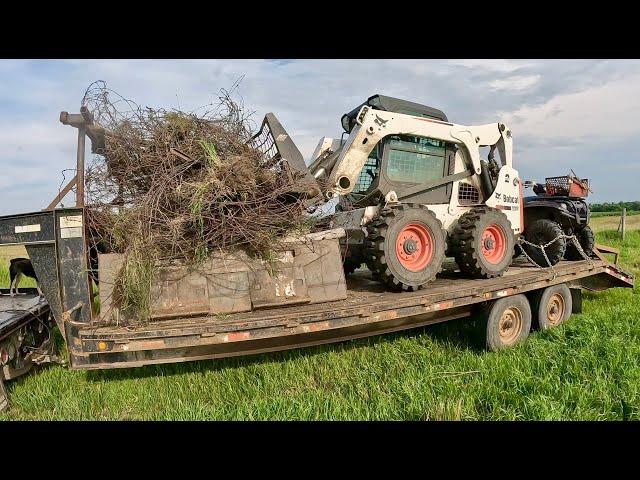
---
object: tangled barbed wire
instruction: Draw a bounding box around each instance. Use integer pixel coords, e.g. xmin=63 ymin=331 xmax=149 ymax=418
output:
xmin=82 ymin=81 xmax=317 ymax=319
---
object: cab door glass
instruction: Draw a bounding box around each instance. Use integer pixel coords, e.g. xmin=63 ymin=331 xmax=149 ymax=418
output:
xmin=352 ymin=145 xmax=380 ymax=194
xmin=386 ymin=135 xmax=447 ymax=184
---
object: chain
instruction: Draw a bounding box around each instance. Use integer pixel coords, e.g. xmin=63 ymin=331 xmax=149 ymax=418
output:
xmin=517 ymin=233 xmax=594 ymax=280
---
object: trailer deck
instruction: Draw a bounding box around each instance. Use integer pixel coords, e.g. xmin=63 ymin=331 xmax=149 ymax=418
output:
xmin=72 ymin=258 xmax=634 ymax=370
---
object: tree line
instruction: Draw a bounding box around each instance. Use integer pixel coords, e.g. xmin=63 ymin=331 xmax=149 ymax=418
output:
xmin=589 ymin=201 xmax=640 ymax=212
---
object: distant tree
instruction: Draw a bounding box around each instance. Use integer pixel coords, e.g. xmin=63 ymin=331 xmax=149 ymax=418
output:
xmin=589 ymin=201 xmax=639 ymax=212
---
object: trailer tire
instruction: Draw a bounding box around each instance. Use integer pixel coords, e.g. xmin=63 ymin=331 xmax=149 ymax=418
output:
xmin=366 ymin=204 xmax=446 ymax=291
xmin=0 ymin=377 xmax=8 ymax=413
xmin=481 ymin=294 xmax=532 ymax=351
xmin=530 ymin=284 xmax=572 ymax=330
xmin=450 ymin=208 xmax=515 ymax=278
xmin=565 ymin=225 xmax=595 ymax=261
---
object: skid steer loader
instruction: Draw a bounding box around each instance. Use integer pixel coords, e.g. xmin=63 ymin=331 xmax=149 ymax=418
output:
xmin=253 ymin=95 xmax=524 ymax=292
xmin=309 ymin=94 xmax=524 ymax=291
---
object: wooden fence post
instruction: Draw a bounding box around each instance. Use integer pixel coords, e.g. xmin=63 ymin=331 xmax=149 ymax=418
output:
xmin=621 ymin=208 xmax=627 ymax=240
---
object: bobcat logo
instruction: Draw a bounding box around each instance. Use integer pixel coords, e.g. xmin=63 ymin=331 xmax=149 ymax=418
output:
xmin=374 ymin=114 xmax=388 ymax=127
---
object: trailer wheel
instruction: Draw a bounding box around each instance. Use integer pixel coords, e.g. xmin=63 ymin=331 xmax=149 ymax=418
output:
xmin=564 ymin=225 xmax=595 ymax=261
xmin=0 ymin=377 xmax=8 ymax=413
xmin=366 ymin=204 xmax=446 ymax=291
xmin=531 ymin=284 xmax=572 ymax=330
xmin=450 ymin=208 xmax=515 ymax=278
xmin=481 ymin=294 xmax=532 ymax=351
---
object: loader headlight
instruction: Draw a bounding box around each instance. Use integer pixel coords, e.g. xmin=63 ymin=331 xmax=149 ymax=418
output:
xmin=560 ymin=203 xmax=567 ymax=209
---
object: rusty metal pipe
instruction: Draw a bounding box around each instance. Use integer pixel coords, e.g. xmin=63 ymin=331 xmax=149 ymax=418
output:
xmin=76 ymin=126 xmax=85 ymax=207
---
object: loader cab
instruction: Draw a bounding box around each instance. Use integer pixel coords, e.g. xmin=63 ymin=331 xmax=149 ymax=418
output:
xmin=347 ymin=135 xmax=456 ymax=207
xmin=343 ymin=95 xmax=455 ymax=208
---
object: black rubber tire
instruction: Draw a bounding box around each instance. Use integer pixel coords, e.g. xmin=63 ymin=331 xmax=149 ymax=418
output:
xmin=343 ymin=257 xmax=359 ymax=276
xmin=522 ymin=219 xmax=566 ymax=267
xmin=565 ymin=225 xmax=595 ymax=261
xmin=342 ymin=246 xmax=365 ymax=276
xmin=449 ymin=208 xmax=515 ymax=278
xmin=365 ymin=204 xmax=446 ymax=291
xmin=366 ymin=260 xmax=381 ymax=281
xmin=513 ymin=243 xmax=523 ymax=259
xmin=480 ymin=294 xmax=532 ymax=351
xmin=530 ymin=284 xmax=573 ymax=331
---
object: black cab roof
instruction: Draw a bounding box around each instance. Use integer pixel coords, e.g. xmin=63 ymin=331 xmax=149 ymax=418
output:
xmin=341 ymin=94 xmax=448 ymax=133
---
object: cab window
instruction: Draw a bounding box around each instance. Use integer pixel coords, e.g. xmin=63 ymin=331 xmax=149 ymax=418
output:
xmin=386 ymin=135 xmax=446 ymax=184
xmin=352 ymin=146 xmax=380 ymax=194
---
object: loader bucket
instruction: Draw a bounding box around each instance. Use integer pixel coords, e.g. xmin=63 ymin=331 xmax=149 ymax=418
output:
xmin=248 ymin=113 xmax=321 ymax=200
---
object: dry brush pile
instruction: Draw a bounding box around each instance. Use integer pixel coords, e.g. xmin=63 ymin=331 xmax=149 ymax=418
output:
xmin=83 ymin=81 xmax=319 ymax=320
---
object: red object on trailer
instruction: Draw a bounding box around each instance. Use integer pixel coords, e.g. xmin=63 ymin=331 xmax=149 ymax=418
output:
xmin=545 ymin=175 xmax=590 ymax=198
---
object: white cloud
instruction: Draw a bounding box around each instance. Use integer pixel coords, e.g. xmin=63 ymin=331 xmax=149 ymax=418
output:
xmin=489 ymin=75 xmax=541 ymax=92
xmin=449 ymin=59 xmax=534 ymax=73
xmin=498 ymin=73 xmax=640 ymax=143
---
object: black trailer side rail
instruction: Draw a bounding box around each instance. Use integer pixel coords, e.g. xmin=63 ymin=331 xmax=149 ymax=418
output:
xmin=72 ymin=259 xmax=634 ymax=370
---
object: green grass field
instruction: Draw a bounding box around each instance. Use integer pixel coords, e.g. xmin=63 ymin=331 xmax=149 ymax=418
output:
xmin=1 ymin=223 xmax=639 ymax=420
xmin=590 ymin=210 xmax=640 ymax=218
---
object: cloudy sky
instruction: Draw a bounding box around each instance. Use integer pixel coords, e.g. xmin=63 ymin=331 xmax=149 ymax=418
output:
xmin=1 ymin=59 xmax=638 ymax=215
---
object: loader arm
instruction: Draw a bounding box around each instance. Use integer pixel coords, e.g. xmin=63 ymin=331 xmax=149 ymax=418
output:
xmin=311 ymin=105 xmax=513 ymax=199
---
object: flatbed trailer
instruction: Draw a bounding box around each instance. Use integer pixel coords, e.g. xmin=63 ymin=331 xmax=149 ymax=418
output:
xmin=75 ymin=257 xmax=634 ymax=369
xmin=0 ymin=207 xmax=634 ymax=375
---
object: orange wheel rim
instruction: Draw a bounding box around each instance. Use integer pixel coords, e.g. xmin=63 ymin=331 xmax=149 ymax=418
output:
xmin=395 ymin=223 xmax=434 ymax=272
xmin=481 ymin=224 xmax=507 ymax=264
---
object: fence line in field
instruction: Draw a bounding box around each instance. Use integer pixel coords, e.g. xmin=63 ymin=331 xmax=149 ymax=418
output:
xmin=618 ymin=208 xmax=627 ymax=240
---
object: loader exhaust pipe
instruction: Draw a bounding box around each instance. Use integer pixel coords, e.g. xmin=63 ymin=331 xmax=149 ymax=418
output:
xmin=480 ymin=145 xmax=498 ymax=198
xmin=480 ymin=159 xmax=496 ymax=198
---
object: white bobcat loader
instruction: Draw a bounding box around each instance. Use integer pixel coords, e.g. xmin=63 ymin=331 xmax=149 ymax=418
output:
xmin=251 ymin=95 xmax=524 ymax=292
xmin=307 ymin=95 xmax=525 ymax=291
